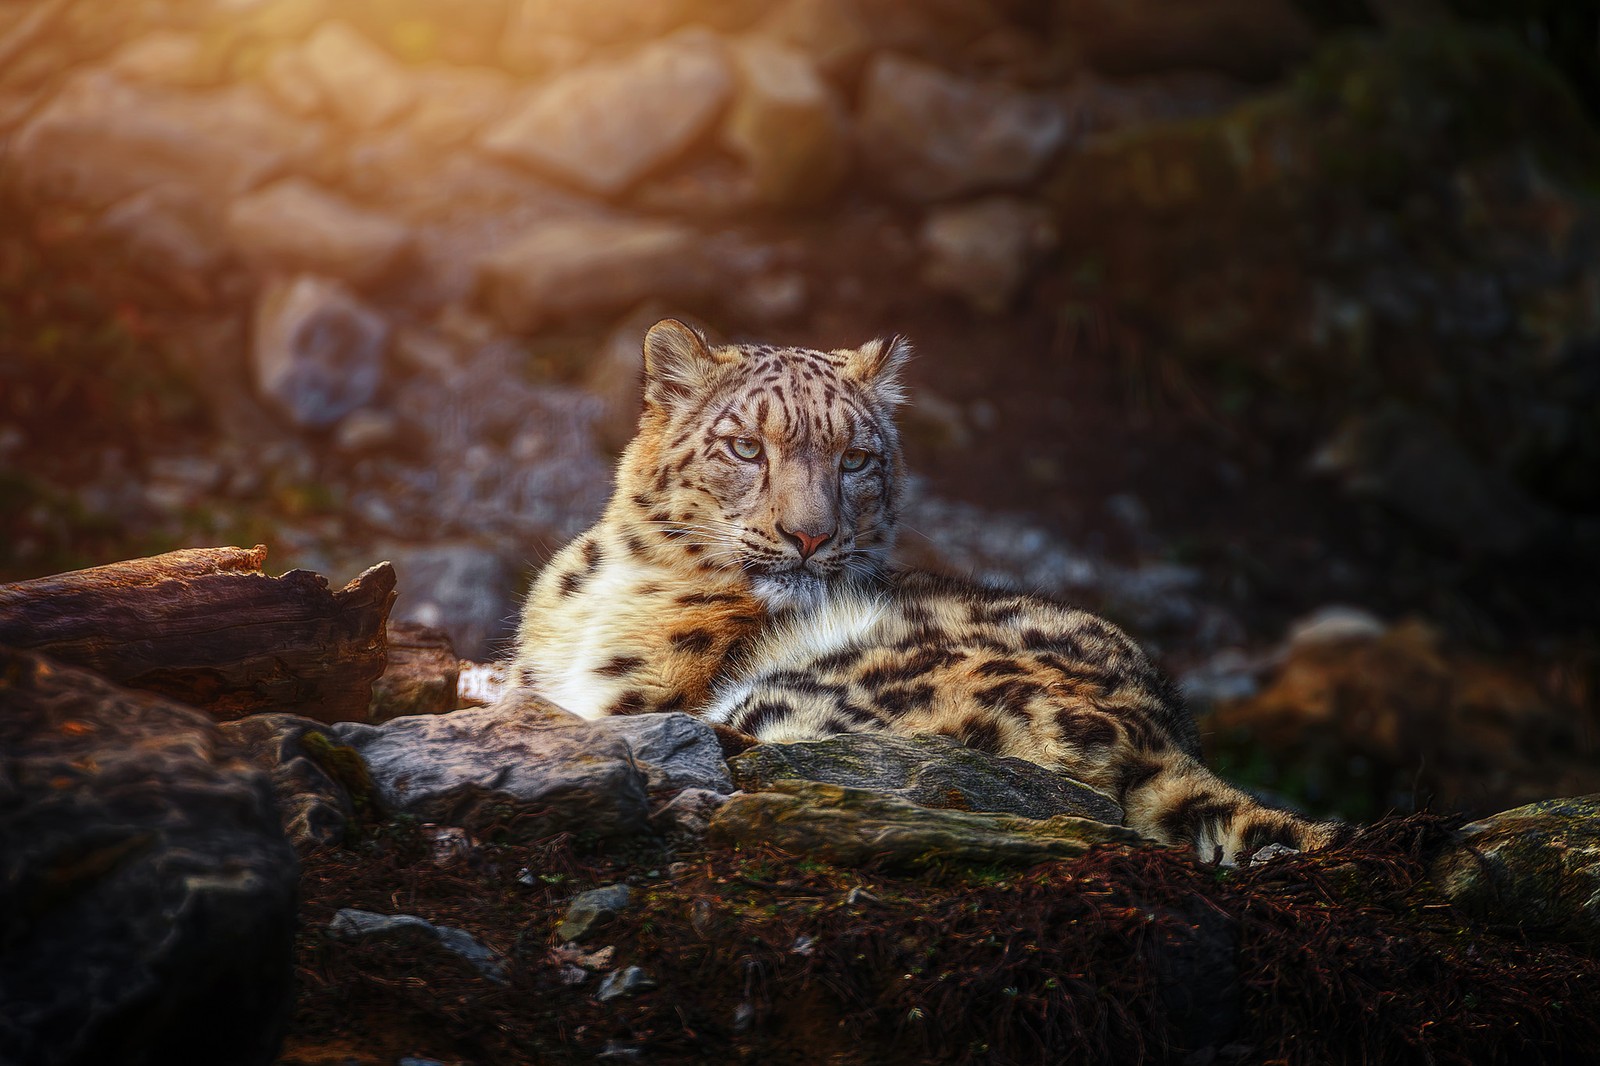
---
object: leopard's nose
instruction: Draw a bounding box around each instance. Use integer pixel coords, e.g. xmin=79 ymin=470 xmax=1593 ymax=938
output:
xmin=779 ymin=525 xmax=834 ymax=560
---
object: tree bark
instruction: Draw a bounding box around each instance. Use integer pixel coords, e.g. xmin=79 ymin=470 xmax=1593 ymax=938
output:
xmin=0 ymin=545 xmax=396 ymax=723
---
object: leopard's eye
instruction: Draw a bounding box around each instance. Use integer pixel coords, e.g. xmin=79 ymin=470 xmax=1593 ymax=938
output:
xmin=730 ymin=437 xmax=763 ymax=461
xmin=841 ymin=448 xmax=869 ymax=472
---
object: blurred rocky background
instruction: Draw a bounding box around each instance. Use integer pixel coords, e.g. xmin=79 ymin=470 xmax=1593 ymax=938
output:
xmin=1 ymin=0 xmax=1597 ymax=823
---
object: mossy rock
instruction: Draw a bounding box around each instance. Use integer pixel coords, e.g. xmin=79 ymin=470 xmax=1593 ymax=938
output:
xmin=1430 ymin=793 xmax=1600 ymax=946
xmin=729 ymin=732 xmax=1123 ymax=823
xmin=709 ymin=779 xmax=1145 ymax=870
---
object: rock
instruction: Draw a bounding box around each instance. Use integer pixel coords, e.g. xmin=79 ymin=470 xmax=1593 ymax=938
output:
xmin=1059 ymin=0 xmax=1315 ymax=81
xmin=499 ymin=0 xmax=763 ymax=46
xmin=754 ymin=0 xmax=873 ymax=79
xmin=1431 ymin=795 xmax=1600 ymax=947
xmin=333 ymin=407 xmax=403 ymax=455
xmin=406 ymin=64 xmax=514 ymax=150
xmin=589 ymin=712 xmax=734 ymax=795
xmin=226 ymin=178 xmax=410 ymax=285
xmin=649 ymin=787 xmax=729 ymax=838
xmin=584 ymin=306 xmax=661 ymax=454
xmin=218 ymin=713 xmax=361 ymax=847
xmin=94 ymin=187 xmax=225 ymax=303
xmin=328 ymin=909 xmax=507 ymax=983
xmin=327 ymin=697 xmax=651 ymax=842
xmin=919 ymin=196 xmax=1055 ymax=313
xmin=10 ymin=70 xmax=324 ymax=210
xmin=481 ymin=29 xmax=735 ymax=196
xmin=557 ymin=884 xmax=633 ymax=942
xmin=369 ymin=621 xmax=460 ymax=721
xmin=720 ymin=36 xmax=848 ymax=206
xmin=381 ymin=542 xmax=518 ymax=661
xmin=105 ymin=31 xmax=217 ymax=88
xmin=476 ymin=216 xmax=711 ymax=333
xmin=596 ymin=966 xmax=656 ymax=1002
xmin=1310 ymin=406 xmax=1556 ymax=558
xmin=729 ymin=733 xmax=1122 ymax=824
xmin=855 ymin=53 xmax=1067 ymax=202
xmin=0 ymin=649 xmax=298 ymax=1066
xmin=1286 ymin=606 xmax=1388 ymax=650
xmin=301 ymin=21 xmax=417 ymax=129
xmin=252 ymin=274 xmax=390 ymax=430
xmin=709 ymin=780 xmax=1145 ymax=870
xmin=260 ymin=46 xmax=323 ymax=117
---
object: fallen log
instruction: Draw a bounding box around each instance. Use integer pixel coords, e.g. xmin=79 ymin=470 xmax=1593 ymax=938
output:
xmin=0 ymin=544 xmax=395 ymax=723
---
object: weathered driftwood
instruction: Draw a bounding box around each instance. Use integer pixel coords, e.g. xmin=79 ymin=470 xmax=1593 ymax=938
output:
xmin=0 ymin=545 xmax=396 ymax=722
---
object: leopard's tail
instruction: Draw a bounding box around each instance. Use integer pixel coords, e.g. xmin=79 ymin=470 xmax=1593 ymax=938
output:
xmin=1121 ymin=753 xmax=1350 ymax=865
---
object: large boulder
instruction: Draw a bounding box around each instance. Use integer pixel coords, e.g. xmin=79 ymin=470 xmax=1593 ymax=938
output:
xmin=0 ymin=648 xmax=298 ymax=1066
xmin=729 ymin=733 xmax=1122 ymax=823
xmin=710 ymin=779 xmax=1144 ymax=869
xmin=481 ymin=29 xmax=735 ymax=196
xmin=1431 ymin=794 xmax=1600 ymax=947
xmin=855 ymin=53 xmax=1067 ymax=202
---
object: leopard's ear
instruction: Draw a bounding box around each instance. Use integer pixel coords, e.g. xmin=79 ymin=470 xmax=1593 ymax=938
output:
xmin=642 ymin=319 xmax=732 ymax=408
xmin=842 ymin=335 xmax=911 ymax=407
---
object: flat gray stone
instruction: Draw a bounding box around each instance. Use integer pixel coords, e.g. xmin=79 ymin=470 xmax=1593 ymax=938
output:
xmin=919 ymin=196 xmax=1054 ymax=314
xmin=328 ymin=908 xmax=506 ymax=983
xmin=729 ymin=732 xmax=1123 ymax=824
xmin=328 ymin=698 xmax=650 ymax=842
xmin=856 ymin=53 xmax=1067 ymax=201
xmin=481 ymin=29 xmax=734 ymax=195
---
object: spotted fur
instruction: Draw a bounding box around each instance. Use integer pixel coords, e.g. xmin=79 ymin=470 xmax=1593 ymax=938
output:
xmin=514 ymin=319 xmax=1344 ymax=864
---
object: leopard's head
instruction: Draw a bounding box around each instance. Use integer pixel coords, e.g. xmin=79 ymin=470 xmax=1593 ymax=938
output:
xmin=614 ymin=319 xmax=909 ymax=610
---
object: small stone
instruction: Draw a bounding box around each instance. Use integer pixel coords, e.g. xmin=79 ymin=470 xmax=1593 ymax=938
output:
xmin=424 ymin=825 xmax=476 ymax=866
xmin=260 ymin=46 xmax=323 ymax=116
xmin=650 ymin=787 xmax=730 ymax=838
xmin=334 ymin=408 xmax=403 ymax=455
xmin=252 ymin=274 xmax=390 ymax=430
xmin=302 ymin=21 xmax=417 ymax=129
xmin=856 ymin=53 xmax=1067 ymax=201
xmin=327 ymin=909 xmax=507 ymax=983
xmin=399 ymin=1058 xmax=447 ymax=1066
xmin=227 ymin=178 xmax=410 ymax=285
xmin=379 ymin=543 xmax=517 ymax=661
xmin=106 ymin=31 xmax=214 ymax=88
xmin=1286 ymin=606 xmax=1389 ymax=650
xmin=481 ymin=29 xmax=734 ymax=196
xmin=919 ymin=197 xmax=1055 ymax=313
xmin=596 ymin=965 xmax=656 ymax=1002
xmin=720 ymin=36 xmax=848 ymax=206
xmin=1248 ymin=842 xmax=1300 ymax=866
xmin=558 ymin=884 xmax=633 ymax=942
xmin=755 ymin=0 xmax=873 ymax=78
